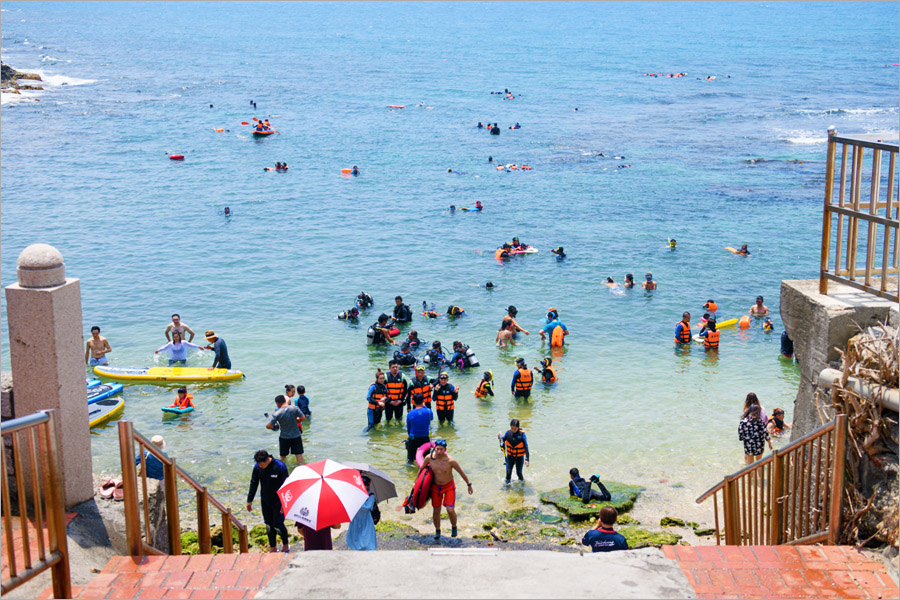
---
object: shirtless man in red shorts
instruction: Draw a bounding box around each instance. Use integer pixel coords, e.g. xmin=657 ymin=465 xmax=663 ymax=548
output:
xmin=421 ymin=439 xmax=473 ymax=540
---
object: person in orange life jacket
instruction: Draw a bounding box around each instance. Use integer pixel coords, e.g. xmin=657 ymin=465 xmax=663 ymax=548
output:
xmin=534 ymin=358 xmax=557 ymax=383
xmin=365 ymin=369 xmax=388 ymax=432
xmin=700 ymin=317 xmax=720 ymax=351
xmin=568 ymin=468 xmax=612 ymax=504
xmin=540 ymin=309 xmax=569 ymax=347
xmin=703 ymin=299 xmax=718 ymax=315
xmin=263 ymin=118 xmax=270 ymax=130
xmin=405 ymin=393 xmax=433 ymax=462
xmin=392 ymin=295 xmax=412 ymax=323
xmin=474 ymin=371 xmax=494 ymax=398
xmin=766 ymin=408 xmax=791 ymax=437
xmin=495 ymin=243 xmax=512 ymax=259
xmin=168 ymin=387 xmax=194 ymax=409
xmin=255 ymin=121 xmax=264 ymax=131
xmin=511 ymin=358 xmax=533 ymax=399
xmin=582 ymin=506 xmax=628 ymax=552
xmin=384 ymin=361 xmax=409 ymax=423
xmin=498 ymin=419 xmax=529 ymax=484
xmin=675 ymin=312 xmax=692 ymax=345
xmin=408 ymin=365 xmax=433 ymax=410
xmin=431 ymin=372 xmax=458 ymax=425
xmin=393 ymin=342 xmax=418 ymax=367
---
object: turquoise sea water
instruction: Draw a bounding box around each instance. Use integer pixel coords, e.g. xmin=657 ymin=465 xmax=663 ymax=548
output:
xmin=2 ymin=2 xmax=898 ymax=528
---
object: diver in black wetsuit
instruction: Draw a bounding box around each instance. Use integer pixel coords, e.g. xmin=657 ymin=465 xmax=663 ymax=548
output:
xmin=569 ymin=468 xmax=611 ymax=504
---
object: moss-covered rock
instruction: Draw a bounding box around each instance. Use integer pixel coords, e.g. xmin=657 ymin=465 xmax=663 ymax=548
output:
xmin=693 ymin=527 xmax=716 ymax=537
xmin=539 ymin=514 xmax=563 ymax=524
xmin=539 ymin=482 xmax=644 ymax=520
xmin=660 ymin=516 xmax=686 ymax=527
xmin=476 ymin=503 xmax=494 ymax=512
xmin=472 ymin=533 xmax=493 ymax=540
xmin=617 ymin=514 xmax=640 ymax=526
xmin=559 ymin=538 xmax=575 ymax=546
xmin=249 ymin=524 xmax=269 ymax=550
xmin=687 ymin=521 xmax=699 ymax=529
xmin=540 ymin=527 xmax=566 ymax=538
xmin=619 ymin=527 xmax=681 ymax=549
xmin=374 ymin=520 xmax=419 ymax=539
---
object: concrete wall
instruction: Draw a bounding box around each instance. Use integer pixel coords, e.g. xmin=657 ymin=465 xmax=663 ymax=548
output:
xmin=780 ymin=279 xmax=898 ymax=439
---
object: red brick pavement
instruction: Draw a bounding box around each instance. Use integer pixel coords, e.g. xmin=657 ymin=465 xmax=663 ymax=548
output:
xmin=664 ymin=544 xmax=900 ymax=600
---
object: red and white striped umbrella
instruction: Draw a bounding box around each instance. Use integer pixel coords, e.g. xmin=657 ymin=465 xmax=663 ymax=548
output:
xmin=276 ymin=459 xmax=369 ymax=530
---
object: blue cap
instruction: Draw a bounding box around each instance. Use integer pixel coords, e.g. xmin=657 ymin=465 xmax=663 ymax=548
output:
xmin=434 ymin=439 xmax=447 ymax=447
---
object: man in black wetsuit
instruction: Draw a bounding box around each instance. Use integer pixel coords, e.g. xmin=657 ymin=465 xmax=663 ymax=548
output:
xmin=568 ymin=468 xmax=611 ymax=504
xmin=246 ymin=450 xmax=290 ymax=552
xmin=392 ymin=296 xmax=412 ymax=324
xmin=203 ymin=330 xmax=231 ymax=370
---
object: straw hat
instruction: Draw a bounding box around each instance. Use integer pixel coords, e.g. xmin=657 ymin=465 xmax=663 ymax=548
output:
xmin=151 ymin=435 xmax=166 ymax=450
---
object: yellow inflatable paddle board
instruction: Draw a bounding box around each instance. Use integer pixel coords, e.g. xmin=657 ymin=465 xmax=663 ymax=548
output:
xmin=88 ymin=397 xmax=125 ymax=428
xmin=696 ymin=317 xmax=739 ymax=330
xmin=94 ymin=365 xmax=244 ymax=383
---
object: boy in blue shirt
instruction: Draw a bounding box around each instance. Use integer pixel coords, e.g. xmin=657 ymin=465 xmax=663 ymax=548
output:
xmin=405 ymin=393 xmax=433 ymax=462
xmin=582 ymin=506 xmax=629 ymax=552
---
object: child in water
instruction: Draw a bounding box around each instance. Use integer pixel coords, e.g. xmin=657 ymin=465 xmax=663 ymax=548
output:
xmin=475 ymin=371 xmax=494 ymax=398
xmin=168 ymin=387 xmax=195 ymax=410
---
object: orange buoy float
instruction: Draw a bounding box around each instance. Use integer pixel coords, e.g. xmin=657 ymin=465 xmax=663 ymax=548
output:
xmin=388 ymin=105 xmax=405 ymax=109
xmin=521 ymin=165 xmax=532 ymax=170
xmin=739 ymin=315 xmax=751 ymax=330
xmin=169 ymin=154 xmax=185 ymax=160
xmin=341 ymin=168 xmax=353 ymax=173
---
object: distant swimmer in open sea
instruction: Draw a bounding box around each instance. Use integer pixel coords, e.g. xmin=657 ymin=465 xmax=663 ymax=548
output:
xmin=727 ymin=244 xmax=751 ymax=256
xmin=604 ymin=277 xmax=617 ymax=287
xmin=352 ymin=166 xmax=360 ymax=176
xmin=642 ymin=272 xmax=657 ymax=290
xmin=223 ymin=207 xmax=232 ymax=216
xmin=668 ymin=238 xmax=676 ymax=250
xmin=762 ymin=318 xmax=774 ymax=332
xmin=623 ymin=273 xmax=635 ymax=288
xmin=551 ymin=246 xmax=566 ymax=259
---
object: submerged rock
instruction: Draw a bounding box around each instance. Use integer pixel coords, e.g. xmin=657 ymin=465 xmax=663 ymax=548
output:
xmin=539 ymin=482 xmax=644 ymax=520
xmin=660 ymin=516 xmax=686 ymax=527
xmin=693 ymin=527 xmax=716 ymax=537
xmin=539 ymin=527 xmax=566 ymax=538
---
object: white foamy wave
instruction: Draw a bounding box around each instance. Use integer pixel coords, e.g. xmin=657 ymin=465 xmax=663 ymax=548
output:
xmin=779 ymin=131 xmax=826 ymax=145
xmin=795 ymin=107 xmax=896 ymax=117
xmin=1 ymin=89 xmax=40 ymax=105
xmin=34 ymin=70 xmax=97 ymax=87
xmin=40 ymin=55 xmax=71 ymax=63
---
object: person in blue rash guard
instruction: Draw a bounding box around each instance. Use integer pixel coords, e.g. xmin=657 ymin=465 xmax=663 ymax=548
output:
xmin=405 ymin=393 xmax=433 ymax=462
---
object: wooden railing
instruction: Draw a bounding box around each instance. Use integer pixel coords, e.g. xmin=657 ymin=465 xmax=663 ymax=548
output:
xmin=820 ymin=129 xmax=899 ymax=302
xmin=118 ymin=421 xmax=249 ymax=556
xmin=696 ymin=415 xmax=847 ymax=546
xmin=1 ymin=410 xmax=71 ymax=598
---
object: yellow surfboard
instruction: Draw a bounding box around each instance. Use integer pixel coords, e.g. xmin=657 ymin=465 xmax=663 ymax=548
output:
xmin=94 ymin=365 xmax=244 ymax=383
xmin=696 ymin=317 xmax=739 ymax=330
xmin=88 ymin=397 xmax=125 ymax=428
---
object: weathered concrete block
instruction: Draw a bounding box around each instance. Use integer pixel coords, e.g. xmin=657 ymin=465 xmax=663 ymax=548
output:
xmin=780 ymin=279 xmax=898 ymax=439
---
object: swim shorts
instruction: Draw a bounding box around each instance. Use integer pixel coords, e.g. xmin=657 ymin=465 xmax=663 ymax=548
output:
xmin=89 ymin=356 xmax=109 ymax=366
xmin=279 ymin=436 xmax=304 ymax=457
xmin=431 ymin=481 xmax=456 ymax=508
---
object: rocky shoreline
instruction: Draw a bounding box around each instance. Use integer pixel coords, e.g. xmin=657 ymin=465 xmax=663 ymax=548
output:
xmin=1 ymin=63 xmax=43 ymax=93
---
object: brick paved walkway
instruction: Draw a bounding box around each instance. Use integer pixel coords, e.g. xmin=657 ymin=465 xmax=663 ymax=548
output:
xmin=663 ymin=544 xmax=899 ymax=599
xmin=1 ymin=512 xmax=77 ymax=583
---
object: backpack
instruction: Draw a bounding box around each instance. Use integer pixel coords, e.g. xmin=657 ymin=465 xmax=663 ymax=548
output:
xmin=371 ymin=501 xmax=381 ymax=525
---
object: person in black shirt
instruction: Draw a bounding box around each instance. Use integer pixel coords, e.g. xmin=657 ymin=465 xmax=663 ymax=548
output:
xmin=568 ymin=468 xmax=611 ymax=504
xmin=203 ymin=330 xmax=231 ymax=370
xmin=392 ymin=295 xmax=413 ymax=323
xmin=246 ymin=450 xmax=290 ymax=552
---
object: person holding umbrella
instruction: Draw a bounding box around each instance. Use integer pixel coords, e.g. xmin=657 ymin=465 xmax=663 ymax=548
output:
xmin=246 ymin=450 xmax=290 ymax=553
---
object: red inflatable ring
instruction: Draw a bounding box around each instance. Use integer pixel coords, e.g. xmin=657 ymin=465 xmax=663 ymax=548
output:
xmin=169 ymin=154 xmax=185 ymax=160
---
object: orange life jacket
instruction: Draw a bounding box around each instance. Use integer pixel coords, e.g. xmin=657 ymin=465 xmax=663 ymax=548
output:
xmin=433 ymin=384 xmax=456 ymax=411
xmin=550 ymin=323 xmax=565 ymax=347
xmin=495 ymin=248 xmax=509 ymax=260
xmin=171 ymin=393 xmax=194 ymax=409
xmin=705 ymin=301 xmax=718 ymax=313
xmin=475 ymin=380 xmax=491 ymax=398
xmin=542 ymin=366 xmax=557 ymax=384
xmin=767 ymin=416 xmax=783 ymax=434
xmin=367 ymin=383 xmax=387 ymax=409
xmin=505 ymin=432 xmax=527 ymax=457
xmin=409 ymin=378 xmax=432 ymax=402
xmin=385 ymin=374 xmax=406 ymax=402
xmin=675 ymin=320 xmax=692 ymax=344
xmin=704 ymin=330 xmax=720 ymax=350
xmin=514 ymin=368 xmax=533 ymax=392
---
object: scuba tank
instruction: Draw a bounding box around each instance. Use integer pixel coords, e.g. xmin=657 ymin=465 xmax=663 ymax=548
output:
xmin=366 ymin=326 xmax=375 ymax=345
xmin=464 ymin=346 xmax=479 ymax=367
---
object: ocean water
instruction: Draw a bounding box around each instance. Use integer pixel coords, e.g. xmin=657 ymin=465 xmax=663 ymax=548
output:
xmin=2 ymin=2 xmax=898 ymax=531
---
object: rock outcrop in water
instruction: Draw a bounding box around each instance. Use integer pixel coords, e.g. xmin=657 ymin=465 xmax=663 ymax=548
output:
xmin=1 ymin=63 xmax=43 ymax=93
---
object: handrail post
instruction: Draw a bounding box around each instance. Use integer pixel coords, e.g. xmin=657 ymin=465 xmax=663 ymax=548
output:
xmin=117 ymin=421 xmax=142 ymax=557
xmin=238 ymin=521 xmax=249 ymax=553
xmin=222 ymin=511 xmax=234 ymax=554
xmin=197 ymin=487 xmax=211 ymax=554
xmin=164 ymin=459 xmax=181 ymax=555
xmin=723 ymin=477 xmax=739 ymax=545
xmin=820 ymin=127 xmax=838 ymax=294
xmin=44 ymin=411 xmax=71 ymax=599
xmin=828 ymin=414 xmax=848 ymax=544
xmin=770 ymin=449 xmax=784 ymax=545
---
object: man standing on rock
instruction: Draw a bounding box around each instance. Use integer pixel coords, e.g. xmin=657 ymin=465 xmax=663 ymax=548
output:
xmin=420 ymin=439 xmax=473 ymax=540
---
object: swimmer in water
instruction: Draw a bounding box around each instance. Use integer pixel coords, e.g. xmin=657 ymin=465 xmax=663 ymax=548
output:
xmin=642 ymin=272 xmax=657 ymax=290
xmin=351 ymin=166 xmax=359 ymax=176
xmin=762 ymin=317 xmax=774 ymax=331
xmin=668 ymin=238 xmax=677 ymax=250
xmin=223 ymin=207 xmax=231 ymax=216
xmin=551 ymin=247 xmax=566 ymax=259
xmin=738 ymin=244 xmax=750 ymax=256
xmin=449 ymin=205 xmax=456 ymax=212
xmin=623 ymin=273 xmax=635 ymax=288
xmin=603 ymin=277 xmax=617 ymax=287
xmin=484 ymin=281 xmax=494 ymax=289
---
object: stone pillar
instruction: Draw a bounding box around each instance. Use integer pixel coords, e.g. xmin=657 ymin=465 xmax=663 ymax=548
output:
xmin=5 ymin=244 xmax=93 ymax=508
xmin=780 ymin=279 xmax=899 ymax=440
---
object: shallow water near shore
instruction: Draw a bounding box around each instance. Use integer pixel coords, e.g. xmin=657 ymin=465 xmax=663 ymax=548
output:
xmin=2 ymin=2 xmax=898 ymax=531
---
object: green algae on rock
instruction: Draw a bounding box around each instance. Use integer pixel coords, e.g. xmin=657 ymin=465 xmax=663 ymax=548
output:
xmin=693 ymin=527 xmax=716 ymax=536
xmin=477 ymin=503 xmax=494 ymax=512
xmin=660 ymin=516 xmax=686 ymax=527
xmin=539 ymin=527 xmax=566 ymax=538
xmin=618 ymin=526 xmax=681 ymax=548
xmin=539 ymin=482 xmax=644 ymax=520
xmin=375 ymin=520 xmax=420 ymax=539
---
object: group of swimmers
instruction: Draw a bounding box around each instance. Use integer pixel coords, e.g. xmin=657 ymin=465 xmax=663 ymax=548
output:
xmin=603 ymin=272 xmax=656 ymax=290
xmin=264 ymin=162 xmax=289 ymax=172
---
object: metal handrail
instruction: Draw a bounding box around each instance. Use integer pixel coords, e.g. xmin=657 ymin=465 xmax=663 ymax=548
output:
xmin=696 ymin=415 xmax=847 ymax=546
xmin=118 ymin=421 xmax=249 ymax=556
xmin=1 ymin=409 xmax=71 ymax=598
xmin=820 ymin=128 xmax=899 ymax=302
